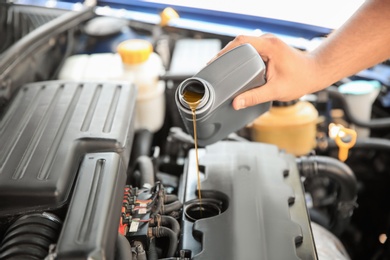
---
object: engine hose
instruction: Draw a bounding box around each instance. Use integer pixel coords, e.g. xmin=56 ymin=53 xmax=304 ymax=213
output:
xmin=149 ymin=226 xmax=178 ymax=257
xmin=327 ymin=86 xmax=390 ymax=129
xmin=0 ymin=212 xmax=62 ymax=260
xmin=147 ymin=238 xmax=158 ymax=260
xmin=151 ymin=215 xmax=180 ymax=238
xmin=160 ymin=215 xmax=180 ymax=237
xmin=136 ymin=155 xmax=155 ymax=189
xmin=161 ymin=200 xmax=183 ymax=215
xmin=165 ymin=194 xmax=179 ymax=204
xmin=326 ymin=137 xmax=390 ymax=152
xmin=116 ymin=233 xmax=133 ymax=260
xmin=130 ymin=129 xmax=154 ymax=164
xmin=296 ymin=156 xmax=357 ymax=212
xmin=297 ymin=156 xmax=358 ymax=235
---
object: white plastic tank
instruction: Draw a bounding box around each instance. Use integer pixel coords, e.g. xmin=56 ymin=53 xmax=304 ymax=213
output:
xmin=58 ymin=53 xmax=123 ymax=80
xmin=117 ymin=39 xmax=166 ymax=133
xmin=338 ymin=80 xmax=380 ymax=138
xmin=58 ymin=39 xmax=166 ymax=133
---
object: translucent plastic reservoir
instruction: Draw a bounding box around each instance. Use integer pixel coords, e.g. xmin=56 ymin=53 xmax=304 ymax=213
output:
xmin=250 ymin=100 xmax=318 ymax=156
xmin=59 ymin=39 xmax=166 ymax=133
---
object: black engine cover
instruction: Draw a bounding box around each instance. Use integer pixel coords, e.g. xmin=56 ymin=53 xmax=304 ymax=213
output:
xmin=0 ymin=80 xmax=137 ymax=259
xmin=0 ymin=80 xmax=136 ymax=216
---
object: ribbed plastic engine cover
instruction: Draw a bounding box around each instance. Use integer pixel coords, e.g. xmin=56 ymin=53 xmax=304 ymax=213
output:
xmin=0 ymin=80 xmax=136 ymax=216
xmin=180 ymin=141 xmax=318 ymax=260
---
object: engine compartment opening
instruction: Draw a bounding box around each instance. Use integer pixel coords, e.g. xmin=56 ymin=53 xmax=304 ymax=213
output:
xmin=0 ymin=2 xmax=389 ymax=260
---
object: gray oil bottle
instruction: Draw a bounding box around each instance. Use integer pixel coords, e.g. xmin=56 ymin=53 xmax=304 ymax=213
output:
xmin=175 ymin=43 xmax=271 ymax=146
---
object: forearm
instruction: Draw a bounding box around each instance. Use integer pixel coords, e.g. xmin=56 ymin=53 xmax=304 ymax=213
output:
xmin=312 ymin=0 xmax=390 ymax=88
xmin=214 ymin=0 xmax=390 ymax=109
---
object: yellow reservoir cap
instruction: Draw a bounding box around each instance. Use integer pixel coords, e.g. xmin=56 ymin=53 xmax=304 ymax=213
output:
xmin=117 ymin=39 xmax=153 ymax=65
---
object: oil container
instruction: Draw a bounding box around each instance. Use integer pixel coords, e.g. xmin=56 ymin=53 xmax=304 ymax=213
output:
xmin=250 ymin=100 xmax=318 ymax=156
xmin=175 ymin=43 xmax=271 ymax=146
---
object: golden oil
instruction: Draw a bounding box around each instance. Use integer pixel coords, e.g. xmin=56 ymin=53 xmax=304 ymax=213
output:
xmin=183 ymin=90 xmax=203 ymax=210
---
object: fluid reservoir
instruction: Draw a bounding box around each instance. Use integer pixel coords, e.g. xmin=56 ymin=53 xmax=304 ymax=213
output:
xmin=58 ymin=39 xmax=166 ymax=133
xmin=117 ymin=39 xmax=166 ymax=132
xmin=250 ymin=100 xmax=318 ymax=156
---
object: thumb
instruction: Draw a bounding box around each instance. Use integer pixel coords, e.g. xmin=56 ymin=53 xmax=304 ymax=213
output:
xmin=232 ymin=83 xmax=274 ymax=110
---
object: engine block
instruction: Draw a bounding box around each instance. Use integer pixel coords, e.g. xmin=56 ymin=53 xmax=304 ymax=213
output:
xmin=179 ymin=141 xmax=318 ymax=259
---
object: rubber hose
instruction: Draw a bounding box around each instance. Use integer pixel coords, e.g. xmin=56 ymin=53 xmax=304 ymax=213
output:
xmin=327 ymin=86 xmax=390 ymax=129
xmin=0 ymin=212 xmax=62 ymax=260
xmin=161 ymin=200 xmax=183 ymax=215
xmin=160 ymin=215 xmax=180 ymax=237
xmin=147 ymin=238 xmax=158 ymax=260
xmin=159 ymin=72 xmax=193 ymax=82
xmin=116 ymin=233 xmax=133 ymax=260
xmin=151 ymin=226 xmax=178 ymax=257
xmin=327 ymin=137 xmax=390 ymax=152
xmin=297 ymin=156 xmax=357 ymax=235
xmin=136 ymin=156 xmax=155 ymax=188
xmin=297 ymin=155 xmax=357 ymax=202
xmin=130 ymin=129 xmax=154 ymax=164
xmin=165 ymin=194 xmax=179 ymax=204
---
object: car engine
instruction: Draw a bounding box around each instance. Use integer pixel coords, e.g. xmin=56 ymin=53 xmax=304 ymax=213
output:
xmin=0 ymin=2 xmax=390 ymax=260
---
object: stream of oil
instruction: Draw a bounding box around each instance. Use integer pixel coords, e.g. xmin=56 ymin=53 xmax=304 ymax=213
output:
xmin=183 ymin=90 xmax=203 ymax=214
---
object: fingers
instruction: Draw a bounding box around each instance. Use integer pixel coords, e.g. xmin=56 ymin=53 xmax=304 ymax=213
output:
xmin=211 ymin=35 xmax=275 ymax=110
xmin=209 ymin=34 xmax=292 ymax=110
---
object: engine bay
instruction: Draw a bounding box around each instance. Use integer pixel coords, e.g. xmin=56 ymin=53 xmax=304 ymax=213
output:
xmin=1 ymin=2 xmax=390 ymax=260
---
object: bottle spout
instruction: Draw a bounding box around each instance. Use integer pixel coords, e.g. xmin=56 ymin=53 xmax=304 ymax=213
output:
xmin=178 ymin=77 xmax=211 ymax=111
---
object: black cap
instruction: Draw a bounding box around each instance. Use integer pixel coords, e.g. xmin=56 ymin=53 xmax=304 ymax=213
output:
xmin=272 ymin=99 xmax=299 ymax=107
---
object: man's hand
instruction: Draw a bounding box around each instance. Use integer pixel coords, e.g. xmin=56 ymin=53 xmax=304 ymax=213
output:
xmin=212 ymin=34 xmax=320 ymax=110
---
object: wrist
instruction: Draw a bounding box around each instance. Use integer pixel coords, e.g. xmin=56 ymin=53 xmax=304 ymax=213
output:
xmin=307 ymin=51 xmax=339 ymax=92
